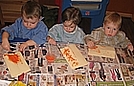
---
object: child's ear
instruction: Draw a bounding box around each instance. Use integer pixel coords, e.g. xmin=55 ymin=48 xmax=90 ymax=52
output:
xmin=39 ymin=16 xmax=44 ymax=21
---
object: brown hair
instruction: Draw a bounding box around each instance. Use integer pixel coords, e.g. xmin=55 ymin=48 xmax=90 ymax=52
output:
xmin=104 ymin=12 xmax=122 ymax=29
xmin=21 ymin=1 xmax=41 ymax=19
xmin=61 ymin=7 xmax=82 ymax=25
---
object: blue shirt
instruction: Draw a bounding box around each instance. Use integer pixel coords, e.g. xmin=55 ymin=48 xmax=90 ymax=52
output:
xmin=0 ymin=17 xmax=48 ymax=45
xmin=48 ymin=24 xmax=85 ymax=44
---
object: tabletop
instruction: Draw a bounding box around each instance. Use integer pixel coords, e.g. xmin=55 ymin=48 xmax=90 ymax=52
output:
xmin=0 ymin=42 xmax=134 ymax=86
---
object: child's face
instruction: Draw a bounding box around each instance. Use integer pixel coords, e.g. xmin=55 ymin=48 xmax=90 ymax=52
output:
xmin=63 ymin=20 xmax=76 ymax=33
xmin=103 ymin=22 xmax=119 ymax=37
xmin=22 ymin=14 xmax=39 ymax=29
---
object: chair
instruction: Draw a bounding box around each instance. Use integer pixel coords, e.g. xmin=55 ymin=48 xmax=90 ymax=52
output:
xmin=0 ymin=6 xmax=5 ymax=29
xmin=61 ymin=0 xmax=109 ymax=33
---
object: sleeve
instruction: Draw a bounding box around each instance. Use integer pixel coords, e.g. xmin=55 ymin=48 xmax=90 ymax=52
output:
xmin=117 ymin=31 xmax=131 ymax=48
xmin=84 ymin=28 xmax=102 ymax=43
xmin=77 ymin=27 xmax=86 ymax=44
xmin=47 ymin=24 xmax=60 ymax=40
xmin=31 ymin=22 xmax=48 ymax=45
xmin=1 ymin=18 xmax=21 ymax=40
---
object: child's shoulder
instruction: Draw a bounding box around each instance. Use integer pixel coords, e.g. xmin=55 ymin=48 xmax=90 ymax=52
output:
xmin=13 ymin=17 xmax=23 ymax=26
xmin=14 ymin=17 xmax=22 ymax=23
xmin=92 ymin=27 xmax=104 ymax=33
xmin=76 ymin=26 xmax=85 ymax=34
xmin=36 ymin=21 xmax=48 ymax=28
xmin=94 ymin=27 xmax=103 ymax=31
xmin=117 ymin=30 xmax=126 ymax=37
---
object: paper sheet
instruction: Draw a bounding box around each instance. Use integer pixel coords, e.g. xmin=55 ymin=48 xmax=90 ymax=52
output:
xmin=88 ymin=45 xmax=116 ymax=58
xmin=60 ymin=44 xmax=88 ymax=69
xmin=3 ymin=52 xmax=30 ymax=77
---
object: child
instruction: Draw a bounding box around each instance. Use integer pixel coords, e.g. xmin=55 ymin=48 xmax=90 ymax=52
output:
xmin=47 ymin=7 xmax=85 ymax=45
xmin=84 ymin=12 xmax=133 ymax=51
xmin=0 ymin=1 xmax=48 ymax=51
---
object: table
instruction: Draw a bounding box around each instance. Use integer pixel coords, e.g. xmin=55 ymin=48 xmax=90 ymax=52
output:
xmin=0 ymin=42 xmax=134 ymax=86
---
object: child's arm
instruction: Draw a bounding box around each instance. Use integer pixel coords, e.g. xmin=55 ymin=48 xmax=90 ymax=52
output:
xmin=84 ymin=28 xmax=102 ymax=48
xmin=87 ymin=40 xmax=95 ymax=48
xmin=19 ymin=40 xmax=36 ymax=51
xmin=2 ymin=31 xmax=10 ymax=51
xmin=127 ymin=43 xmax=133 ymax=51
xmin=118 ymin=31 xmax=133 ymax=50
xmin=47 ymin=36 xmax=56 ymax=45
xmin=84 ymin=37 xmax=95 ymax=48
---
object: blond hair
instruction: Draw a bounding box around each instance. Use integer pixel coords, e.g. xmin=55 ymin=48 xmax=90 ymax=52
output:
xmin=104 ymin=12 xmax=122 ymax=29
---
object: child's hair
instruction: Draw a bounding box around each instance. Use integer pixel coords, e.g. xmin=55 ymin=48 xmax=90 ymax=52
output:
xmin=21 ymin=1 xmax=41 ymax=19
xmin=104 ymin=12 xmax=122 ymax=29
xmin=61 ymin=7 xmax=82 ymax=25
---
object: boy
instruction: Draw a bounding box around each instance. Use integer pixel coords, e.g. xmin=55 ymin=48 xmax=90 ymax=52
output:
xmin=47 ymin=7 xmax=85 ymax=45
xmin=0 ymin=1 xmax=48 ymax=51
xmin=84 ymin=12 xmax=133 ymax=51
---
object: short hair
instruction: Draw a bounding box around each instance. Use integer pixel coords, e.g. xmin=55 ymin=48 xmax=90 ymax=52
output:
xmin=61 ymin=7 xmax=82 ymax=25
xmin=21 ymin=1 xmax=41 ymax=19
xmin=104 ymin=12 xmax=122 ymax=28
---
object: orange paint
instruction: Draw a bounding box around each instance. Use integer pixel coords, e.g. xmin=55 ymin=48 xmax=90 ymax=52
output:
xmin=46 ymin=53 xmax=55 ymax=63
xmin=5 ymin=54 xmax=21 ymax=64
xmin=62 ymin=48 xmax=79 ymax=67
xmin=90 ymin=46 xmax=98 ymax=49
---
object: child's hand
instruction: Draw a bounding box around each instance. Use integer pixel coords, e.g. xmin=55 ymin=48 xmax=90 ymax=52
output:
xmin=48 ymin=37 xmax=57 ymax=45
xmin=19 ymin=42 xmax=28 ymax=51
xmin=127 ymin=43 xmax=133 ymax=51
xmin=2 ymin=40 xmax=10 ymax=51
xmin=87 ymin=40 xmax=95 ymax=49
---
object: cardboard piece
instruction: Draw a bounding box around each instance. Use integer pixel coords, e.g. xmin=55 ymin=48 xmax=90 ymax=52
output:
xmin=60 ymin=44 xmax=88 ymax=69
xmin=88 ymin=45 xmax=116 ymax=58
xmin=3 ymin=52 xmax=30 ymax=77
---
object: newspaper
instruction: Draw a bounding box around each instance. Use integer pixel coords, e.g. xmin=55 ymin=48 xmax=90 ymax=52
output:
xmin=0 ymin=42 xmax=134 ymax=85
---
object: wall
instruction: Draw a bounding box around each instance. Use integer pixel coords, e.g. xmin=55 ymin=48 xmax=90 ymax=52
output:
xmin=38 ymin=0 xmax=56 ymax=5
xmin=0 ymin=0 xmax=38 ymax=23
xmin=106 ymin=0 xmax=134 ymax=21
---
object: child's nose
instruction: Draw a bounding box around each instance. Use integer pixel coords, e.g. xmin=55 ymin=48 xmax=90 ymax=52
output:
xmin=27 ymin=22 xmax=31 ymax=26
xmin=109 ymin=29 xmax=113 ymax=34
xmin=67 ymin=27 xmax=70 ymax=30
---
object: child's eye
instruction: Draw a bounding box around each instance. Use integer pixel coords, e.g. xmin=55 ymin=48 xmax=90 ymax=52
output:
xmin=113 ymin=28 xmax=117 ymax=30
xmin=32 ymin=22 xmax=35 ymax=24
xmin=23 ymin=20 xmax=27 ymax=23
xmin=107 ymin=27 xmax=110 ymax=29
xmin=70 ymin=26 xmax=75 ymax=28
